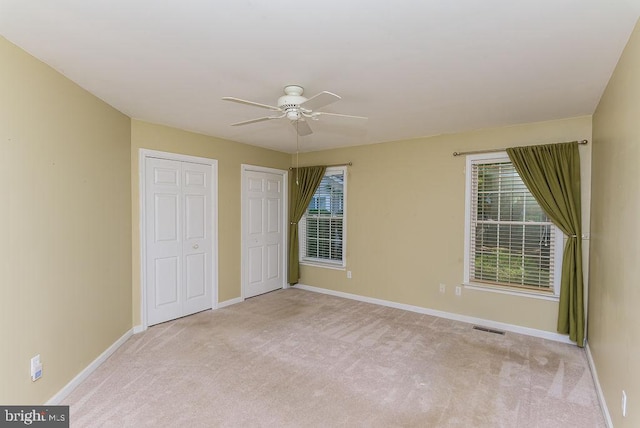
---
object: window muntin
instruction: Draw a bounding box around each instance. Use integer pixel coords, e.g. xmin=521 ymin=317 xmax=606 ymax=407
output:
xmin=299 ymin=168 xmax=346 ymax=267
xmin=465 ymin=154 xmax=562 ymax=295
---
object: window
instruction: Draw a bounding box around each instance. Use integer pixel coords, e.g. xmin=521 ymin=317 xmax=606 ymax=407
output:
xmin=299 ymin=167 xmax=346 ymax=267
xmin=464 ymin=153 xmax=563 ymax=296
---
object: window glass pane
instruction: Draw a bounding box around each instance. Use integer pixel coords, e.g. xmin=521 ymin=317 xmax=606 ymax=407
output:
xmin=306 ymin=218 xmax=318 ymax=238
xmin=476 ymin=223 xmax=497 ymax=249
xmin=317 ymin=239 xmax=330 ymax=258
xmin=318 ymin=218 xmax=329 ymax=236
xmin=331 ymin=240 xmax=342 ymax=260
xmin=478 ymin=192 xmax=498 ymax=220
xmin=301 ymin=169 xmax=345 ymax=264
xmin=500 ymin=192 xmax=524 ymax=222
xmin=306 ymin=238 xmax=318 ymax=258
xmin=331 ymin=219 xmax=343 ymax=240
xmin=470 ymin=159 xmax=556 ymax=291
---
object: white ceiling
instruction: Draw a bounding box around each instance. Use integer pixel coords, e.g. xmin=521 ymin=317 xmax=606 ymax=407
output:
xmin=1 ymin=1 xmax=639 ymax=153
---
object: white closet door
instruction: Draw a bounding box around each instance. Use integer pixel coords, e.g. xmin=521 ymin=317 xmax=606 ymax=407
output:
xmin=244 ymin=170 xmax=285 ymax=298
xmin=181 ymin=162 xmax=212 ymax=316
xmin=145 ymin=157 xmax=212 ymax=326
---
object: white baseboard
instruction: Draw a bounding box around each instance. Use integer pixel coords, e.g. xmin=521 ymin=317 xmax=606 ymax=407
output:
xmin=46 ymin=328 xmax=133 ymax=405
xmin=295 ymin=284 xmax=574 ymax=345
xmin=217 ymin=296 xmax=243 ymax=308
xmin=586 ymin=342 xmax=613 ymax=428
xmin=134 ymin=296 xmax=245 ymax=333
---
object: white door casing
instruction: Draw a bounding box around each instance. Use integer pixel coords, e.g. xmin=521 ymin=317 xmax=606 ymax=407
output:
xmin=242 ymin=166 xmax=287 ymax=299
xmin=141 ymin=150 xmax=218 ymax=329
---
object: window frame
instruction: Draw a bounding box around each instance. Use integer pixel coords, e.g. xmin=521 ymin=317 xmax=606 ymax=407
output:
xmin=299 ymin=166 xmax=347 ymax=269
xmin=463 ymin=152 xmax=563 ymax=299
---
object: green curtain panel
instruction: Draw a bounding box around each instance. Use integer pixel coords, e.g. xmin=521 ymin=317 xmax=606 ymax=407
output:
xmin=506 ymin=142 xmax=584 ymax=347
xmin=288 ymin=166 xmax=327 ymax=285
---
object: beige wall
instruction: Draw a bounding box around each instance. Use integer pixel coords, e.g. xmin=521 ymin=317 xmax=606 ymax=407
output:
xmin=295 ymin=116 xmax=592 ymax=334
xmin=590 ymin=19 xmax=640 ymax=428
xmin=130 ymin=120 xmax=290 ymax=325
xmin=0 ymin=37 xmax=132 ymax=403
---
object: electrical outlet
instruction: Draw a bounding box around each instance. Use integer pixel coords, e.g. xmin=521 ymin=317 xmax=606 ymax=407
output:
xmin=622 ymin=390 xmax=627 ymax=417
xmin=30 ymin=354 xmax=42 ymax=381
xmin=455 ymin=286 xmax=462 ymax=296
xmin=346 ymin=271 xmax=352 ymax=279
xmin=439 ymin=283 xmax=446 ymax=293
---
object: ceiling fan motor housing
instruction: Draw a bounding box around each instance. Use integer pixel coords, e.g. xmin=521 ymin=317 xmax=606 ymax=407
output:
xmin=278 ymin=85 xmax=307 ymax=114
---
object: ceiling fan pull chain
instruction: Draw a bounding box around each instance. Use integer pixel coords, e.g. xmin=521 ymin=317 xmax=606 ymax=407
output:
xmin=296 ymin=121 xmax=300 ymax=185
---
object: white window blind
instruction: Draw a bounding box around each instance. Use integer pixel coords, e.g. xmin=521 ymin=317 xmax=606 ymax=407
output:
xmin=469 ymin=159 xmax=559 ymax=292
xmin=299 ymin=168 xmax=345 ymax=266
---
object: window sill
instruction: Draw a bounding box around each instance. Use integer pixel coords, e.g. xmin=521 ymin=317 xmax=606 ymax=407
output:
xmin=463 ymin=282 xmax=559 ymax=302
xmin=300 ymin=260 xmax=346 ymax=271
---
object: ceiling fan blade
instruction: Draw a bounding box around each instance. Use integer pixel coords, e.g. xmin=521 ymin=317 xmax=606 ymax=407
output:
xmin=231 ymin=115 xmax=283 ymax=126
xmin=300 ymin=91 xmax=341 ymax=111
xmin=222 ymin=97 xmax=281 ymax=111
xmin=293 ymin=120 xmax=313 ymax=136
xmin=312 ymin=111 xmax=368 ymax=120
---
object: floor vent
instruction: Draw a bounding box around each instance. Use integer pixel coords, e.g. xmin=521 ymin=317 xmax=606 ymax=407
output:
xmin=472 ymin=325 xmax=506 ymax=335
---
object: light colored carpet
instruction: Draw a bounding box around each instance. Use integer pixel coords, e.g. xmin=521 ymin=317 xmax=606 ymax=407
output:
xmin=65 ymin=289 xmax=605 ymax=427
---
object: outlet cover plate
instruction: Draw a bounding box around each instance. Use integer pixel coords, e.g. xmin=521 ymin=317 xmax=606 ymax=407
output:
xmin=30 ymin=354 xmax=42 ymax=381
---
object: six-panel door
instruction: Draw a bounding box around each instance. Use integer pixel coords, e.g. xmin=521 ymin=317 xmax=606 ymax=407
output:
xmin=244 ymin=170 xmax=284 ymax=298
xmin=145 ymin=157 xmax=212 ymax=326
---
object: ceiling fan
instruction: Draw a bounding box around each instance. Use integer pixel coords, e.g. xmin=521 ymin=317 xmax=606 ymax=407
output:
xmin=222 ymin=85 xmax=367 ymax=136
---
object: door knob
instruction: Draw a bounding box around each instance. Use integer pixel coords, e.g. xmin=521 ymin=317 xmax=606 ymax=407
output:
xmin=193 ymin=244 xmax=199 ymax=249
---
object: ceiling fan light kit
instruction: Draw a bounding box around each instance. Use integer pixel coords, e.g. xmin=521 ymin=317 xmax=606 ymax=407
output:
xmin=286 ymin=110 xmax=301 ymax=121
xmin=223 ymin=85 xmax=367 ymax=136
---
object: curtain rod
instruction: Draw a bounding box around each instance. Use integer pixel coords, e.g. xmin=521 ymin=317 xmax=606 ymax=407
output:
xmin=452 ymin=140 xmax=588 ymax=157
xmin=289 ymin=162 xmax=352 ymax=170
